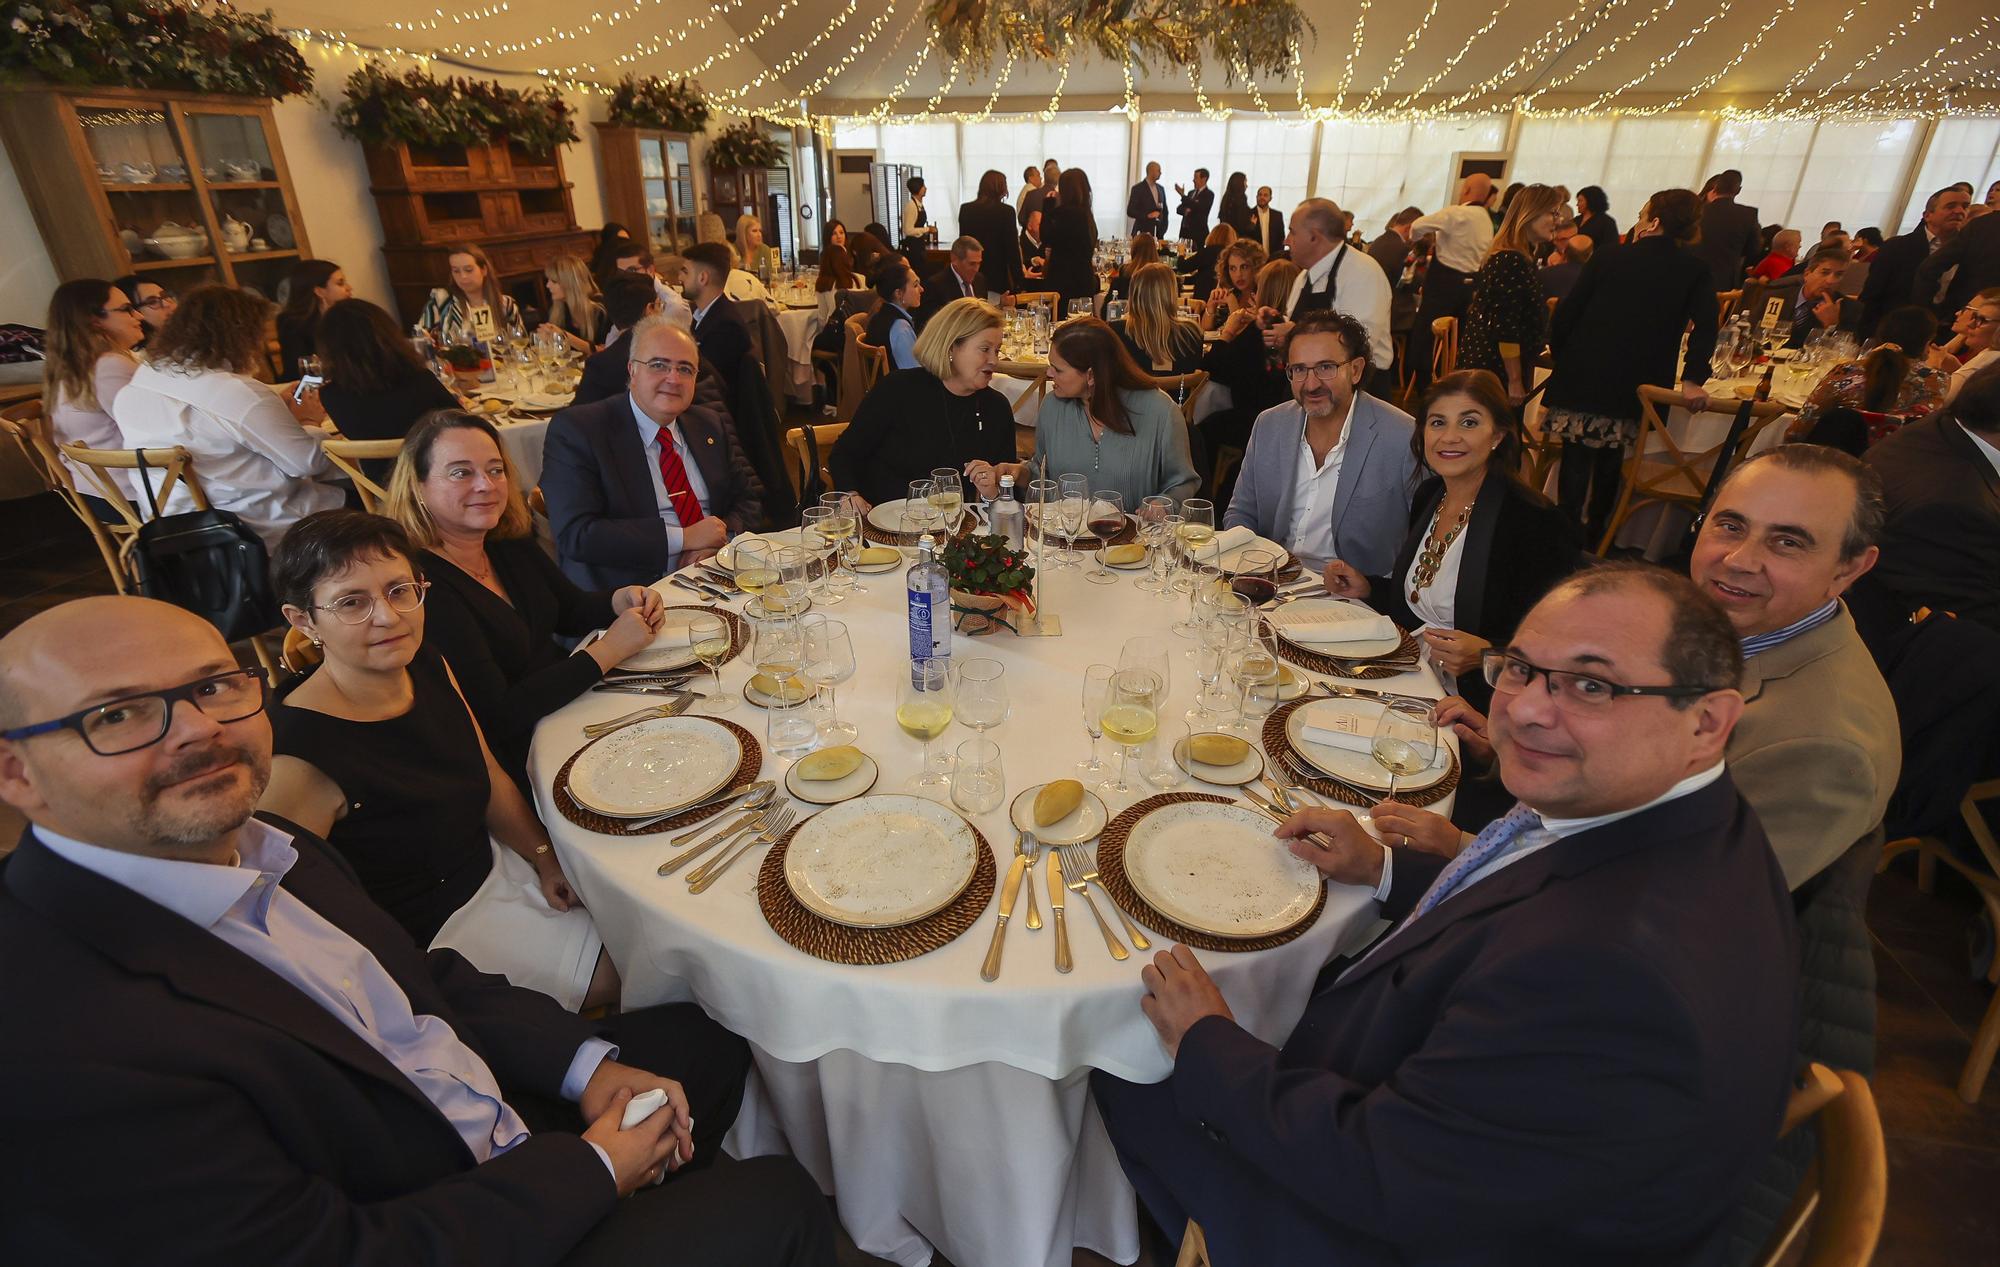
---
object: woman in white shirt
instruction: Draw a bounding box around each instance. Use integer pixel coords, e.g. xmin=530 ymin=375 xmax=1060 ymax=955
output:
xmin=900 ymin=175 xmax=936 ymax=260
xmin=42 ymin=278 xmax=145 ymax=509
xmin=112 ymin=284 xmax=345 ymax=549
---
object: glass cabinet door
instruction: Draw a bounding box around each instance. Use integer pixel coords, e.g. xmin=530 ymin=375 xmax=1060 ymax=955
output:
xmin=185 ymin=111 xmax=275 ymax=184
xmin=639 ymin=136 xmax=671 ymax=251
xmin=667 ymin=137 xmax=696 ymax=252
xmin=79 ymin=100 xmax=215 ymax=279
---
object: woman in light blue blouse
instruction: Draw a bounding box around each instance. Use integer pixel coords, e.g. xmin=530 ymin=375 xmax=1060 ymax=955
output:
xmin=863 ymin=260 xmax=923 ymax=371
xmin=1003 ymin=316 xmax=1198 ymax=507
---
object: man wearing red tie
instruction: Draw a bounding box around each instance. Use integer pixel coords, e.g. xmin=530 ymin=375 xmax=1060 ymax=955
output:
xmin=542 ymin=316 xmax=764 ymax=589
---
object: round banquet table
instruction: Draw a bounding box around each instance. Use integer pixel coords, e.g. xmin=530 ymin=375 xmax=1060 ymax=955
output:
xmin=529 ymin=554 xmax=1453 ymax=1267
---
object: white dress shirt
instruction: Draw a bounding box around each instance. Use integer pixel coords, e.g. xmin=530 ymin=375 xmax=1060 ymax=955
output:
xmin=1283 ymin=246 xmax=1395 ymax=370
xmin=1285 ymin=394 xmax=1355 ymax=566
xmin=113 ymin=361 xmax=344 ymax=548
xmin=629 ymin=394 xmax=713 ymax=569
xmin=1963 ymin=418 xmax=2000 ymax=477
xmin=1410 ymin=204 xmax=1495 ymax=274
xmin=723 ymin=269 xmax=770 ymax=304
xmin=1252 ymin=206 xmax=1280 ymax=256
xmin=1947 ymin=347 xmax=1999 ymax=402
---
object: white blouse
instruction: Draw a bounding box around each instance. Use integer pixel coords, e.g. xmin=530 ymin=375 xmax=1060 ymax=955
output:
xmin=49 ymin=351 xmax=138 ymax=497
xmin=1404 ymin=505 xmax=1467 ymax=632
xmin=724 ymin=269 xmax=771 ymax=304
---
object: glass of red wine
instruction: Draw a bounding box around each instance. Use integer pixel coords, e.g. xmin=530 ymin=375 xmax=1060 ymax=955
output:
xmin=1084 ymin=490 xmax=1125 ymax=586
xmin=1229 ymin=549 xmax=1280 ymax=606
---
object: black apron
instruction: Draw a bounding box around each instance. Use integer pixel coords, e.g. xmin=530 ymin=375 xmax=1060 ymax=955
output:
xmin=1290 ymin=243 xmax=1348 ymax=318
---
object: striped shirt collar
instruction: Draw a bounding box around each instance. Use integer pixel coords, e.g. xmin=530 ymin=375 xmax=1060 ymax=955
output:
xmin=1740 ymin=599 xmax=1840 ymax=658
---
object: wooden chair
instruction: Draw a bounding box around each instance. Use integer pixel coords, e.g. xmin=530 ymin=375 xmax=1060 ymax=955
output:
xmin=1880 ymin=778 xmax=2000 ymax=1102
xmin=280 ymin=625 xmax=323 ymax=675
xmin=1150 ymin=370 xmax=1211 ymax=432
xmin=1015 ymin=290 xmax=1061 ymax=311
xmin=318 ymin=437 xmax=403 ymax=513
xmin=1392 ymin=332 xmax=1413 ymax=396
xmin=59 ymin=442 xmax=211 ymax=587
xmin=855 ymin=336 xmax=890 ymax=398
xmin=1717 ymin=288 xmax=1744 ymax=326
xmin=1593 ymin=387 xmax=1789 ymax=556
xmin=3 ymin=410 xmax=136 ymax=596
xmin=1429 ymin=315 xmax=1458 ymax=380
xmin=1752 ymin=1063 xmax=1887 ymax=1267
xmin=1518 ymin=357 xmax=1561 ymax=491
xmin=837 ymin=313 xmax=872 ymax=419
xmin=786 ymin=422 xmax=848 ymax=501
xmin=529 ymin=486 xmax=548 ymax=520
xmin=0 ymin=399 xmax=56 ymax=497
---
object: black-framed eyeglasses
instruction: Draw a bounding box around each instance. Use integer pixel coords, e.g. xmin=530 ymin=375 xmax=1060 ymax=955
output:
xmin=630 ymin=357 xmax=698 ymax=377
xmin=100 ymin=302 xmax=140 ymax=317
xmin=304 ymin=579 xmax=429 ymax=625
xmin=1480 ymin=649 xmax=1723 ymax=709
xmin=1284 ymin=358 xmax=1359 ymax=383
xmin=0 ymin=668 xmax=268 ymax=756
xmin=135 ymin=292 xmax=176 ymax=310
xmin=1961 ymin=306 xmax=1997 ymax=328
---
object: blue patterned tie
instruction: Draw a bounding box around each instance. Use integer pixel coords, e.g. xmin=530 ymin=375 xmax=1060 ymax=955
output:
xmin=1407 ymin=802 xmax=1550 ymax=921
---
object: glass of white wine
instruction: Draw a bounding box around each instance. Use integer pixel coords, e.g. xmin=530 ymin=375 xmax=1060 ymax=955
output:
xmin=1371 ymin=700 xmax=1439 ymax=801
xmin=686 ymin=610 xmax=733 ymax=714
xmin=929 ymin=467 xmax=965 ymax=537
xmin=1175 ymin=498 xmax=1215 ymax=596
xmin=899 ymin=657 xmax=956 ymax=796
xmin=733 ymin=539 xmax=778 ymax=602
xmin=1100 ymin=667 xmax=1162 ymax=799
xmin=819 ymin=491 xmax=865 ymax=593
xmin=799 ymin=508 xmax=845 ymax=605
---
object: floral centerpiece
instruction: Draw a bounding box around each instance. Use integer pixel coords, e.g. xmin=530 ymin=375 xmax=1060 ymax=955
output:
xmin=607 ymin=74 xmax=710 ymax=133
xmin=922 ymin=0 xmax=1308 ymax=83
xmin=707 ymin=120 xmax=783 ymax=170
xmin=942 ymin=533 xmax=1036 ymax=635
xmin=2 ymin=1 xmax=313 ymax=98
xmin=333 ymin=64 xmax=578 ymax=155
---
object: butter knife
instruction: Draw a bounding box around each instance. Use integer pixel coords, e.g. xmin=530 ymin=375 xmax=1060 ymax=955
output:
xmin=981 ymin=853 xmax=1029 ymax=982
xmin=1049 ymin=850 xmax=1073 ymax=974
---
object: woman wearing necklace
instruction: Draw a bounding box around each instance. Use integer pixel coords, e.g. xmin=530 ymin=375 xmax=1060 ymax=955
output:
xmin=385 ymin=411 xmax=666 ymax=792
xmin=1320 ymin=369 xmax=1579 ymax=707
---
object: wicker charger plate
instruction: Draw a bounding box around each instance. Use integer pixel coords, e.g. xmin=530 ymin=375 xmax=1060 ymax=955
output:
xmin=1260 ymin=698 xmax=1460 ymax=809
xmin=551 ymin=717 xmax=764 ymax=835
xmin=861 ymin=518 xmax=979 ymax=548
xmin=1095 ymin=792 xmax=1328 ymax=952
xmin=756 ymin=818 xmax=997 ymax=965
xmin=1264 ymin=617 xmax=1421 ymax=681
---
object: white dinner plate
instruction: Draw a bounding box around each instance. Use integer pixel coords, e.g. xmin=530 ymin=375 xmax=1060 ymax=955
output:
xmin=783 ymin=795 xmax=980 ymax=928
xmin=866 ymin=498 xmax=920 ymax=533
xmin=567 ymin=716 xmax=743 ymax=818
xmin=511 ymin=391 xmax=574 ymax=412
xmin=717 ymin=528 xmax=814 ymax=571
xmin=1214 ymin=534 xmax=1291 ymax=575
xmin=1171 ymin=734 xmax=1266 ymax=786
xmin=785 ymin=752 xmax=880 ymax=805
xmin=1267 ymin=599 xmax=1406 ymax=659
xmin=1123 ymin=800 xmax=1321 ymax=939
xmin=1283 ymin=702 xmax=1450 ymax=793
xmin=618 ymin=607 xmax=709 ymax=672
xmin=1009 ymin=782 xmax=1110 ymax=846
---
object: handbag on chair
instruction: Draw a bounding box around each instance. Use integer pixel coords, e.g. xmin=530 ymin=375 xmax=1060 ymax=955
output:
xmin=128 ymin=451 xmax=278 ymax=642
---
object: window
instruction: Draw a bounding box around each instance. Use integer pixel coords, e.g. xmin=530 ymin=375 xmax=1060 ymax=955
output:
xmin=1040 ymin=115 xmax=1132 ymax=241
xmin=1316 ymin=115 xmax=1505 ymax=236
xmin=1598 ymin=117 xmax=1708 ymax=228
xmin=1791 ymin=120 xmax=1919 ymax=240
xmin=1707 ymin=117 xmax=1817 ymax=228
xmin=1510 ymin=119 xmax=1613 ymax=196
xmin=1900 ymin=118 xmax=2000 ymax=233
xmin=876 ymin=120 xmax=962 ymax=239
xmin=1224 ymin=117 xmax=1315 ymax=221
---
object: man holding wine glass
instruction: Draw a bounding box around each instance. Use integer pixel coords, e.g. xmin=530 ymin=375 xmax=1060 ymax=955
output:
xmin=1093 ymin=563 xmax=1801 ymax=1267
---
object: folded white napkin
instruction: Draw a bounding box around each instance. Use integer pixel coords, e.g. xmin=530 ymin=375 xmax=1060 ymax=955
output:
xmin=1197 ymin=524 xmax=1257 ymax=563
xmin=1267 ymin=602 xmax=1399 ymax=644
xmin=645 ymin=616 xmax=695 ymax=650
xmin=1296 ymin=699 xmax=1384 ymax=754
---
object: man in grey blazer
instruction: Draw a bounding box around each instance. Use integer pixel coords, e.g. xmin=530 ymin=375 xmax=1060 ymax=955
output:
xmin=1222 ymin=309 xmax=1416 ymax=576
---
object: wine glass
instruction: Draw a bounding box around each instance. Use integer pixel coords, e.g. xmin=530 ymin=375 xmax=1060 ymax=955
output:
xmin=929 ymin=467 xmax=966 ymax=536
xmin=749 ymin=608 xmax=806 ymax=707
xmin=771 ymin=546 xmax=812 ymax=616
xmin=899 ymin=657 xmax=956 ymax=796
xmin=904 ymin=479 xmax=942 ymax=556
xmin=801 ymin=614 xmax=858 ymax=744
xmin=1100 ymin=667 xmax=1162 ymax=799
xmin=732 ymin=539 xmax=777 ymax=601
xmin=1192 ymin=598 xmax=1251 ymax=720
xmin=686 ymin=610 xmax=734 ymax=714
xmin=954 ymin=658 xmax=1010 ymax=733
xmin=1147 ymin=512 xmax=1183 ymax=598
xmin=1371 ymin=700 xmax=1439 ymax=801
xmin=1135 ymin=495 xmax=1172 ymax=593
xmin=820 ymin=491 xmax=866 ymax=593
xmin=1084 ymin=489 xmax=1125 ymax=586
xmin=1119 ymin=636 xmax=1181 ymax=789
xmin=1231 ymin=548 xmax=1279 ymax=606
xmin=1176 ymin=498 xmax=1216 ymax=594
xmin=1174 ymin=556 xmax=1221 ymax=639
xmin=1223 ymin=623 xmax=1282 ymax=738
xmin=799 ymin=508 xmax=842 ymax=606
xmin=1067 ymin=297 xmax=1095 ymax=320
xmin=1057 ymin=473 xmax=1089 ymax=567
xmin=1025 ymin=476 xmax=1058 ymax=560
xmin=1078 ymin=663 xmax=1115 ymax=782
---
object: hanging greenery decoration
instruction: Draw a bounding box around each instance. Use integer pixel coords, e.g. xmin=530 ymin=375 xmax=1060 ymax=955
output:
xmin=1 ymin=0 xmax=313 ymax=98
xmin=607 ymin=75 xmax=711 ymax=134
xmin=333 ymin=64 xmax=579 ymax=155
xmin=922 ymin=0 xmax=1308 ymax=84
xmin=707 ymin=121 xmax=784 ymax=170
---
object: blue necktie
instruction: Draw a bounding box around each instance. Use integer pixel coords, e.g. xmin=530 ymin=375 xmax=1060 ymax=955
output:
xmin=1408 ymin=801 xmax=1550 ymax=920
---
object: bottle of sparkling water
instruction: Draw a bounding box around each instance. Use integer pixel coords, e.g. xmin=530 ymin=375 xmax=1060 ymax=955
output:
xmin=906 ymin=533 xmax=952 ymax=677
xmin=989 ymin=475 xmax=1025 ymax=553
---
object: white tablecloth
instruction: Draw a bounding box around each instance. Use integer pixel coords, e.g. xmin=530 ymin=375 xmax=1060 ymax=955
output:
xmin=529 ymin=561 xmax=1451 ymax=1267
xmin=776 ymin=307 xmax=822 ymax=404
xmin=497 ymin=417 xmax=548 ymax=495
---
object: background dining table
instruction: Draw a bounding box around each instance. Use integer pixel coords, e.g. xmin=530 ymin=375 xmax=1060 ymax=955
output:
xmin=530 ymin=544 xmax=1455 ymax=1267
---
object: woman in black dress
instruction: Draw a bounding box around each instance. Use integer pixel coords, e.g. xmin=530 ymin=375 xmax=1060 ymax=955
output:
xmin=316 ymin=299 xmax=460 ymax=482
xmin=1573 ymin=186 xmax=1620 ymax=254
xmin=273 ymin=259 xmax=352 ymax=379
xmin=260 ymin=509 xmax=616 ymax=1011
xmin=386 ymin=410 xmax=666 ymax=791
xmin=1042 ymin=167 xmax=1102 ymax=311
xmin=1458 ymin=184 xmax=1562 ymax=409
xmin=1216 ymin=171 xmax=1253 ymax=238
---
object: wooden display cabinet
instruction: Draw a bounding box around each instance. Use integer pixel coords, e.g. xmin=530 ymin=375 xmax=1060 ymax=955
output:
xmin=595 ymin=124 xmax=698 ymax=258
xmin=0 ymin=85 xmax=313 ymax=303
xmin=709 ymin=163 xmax=774 ymax=253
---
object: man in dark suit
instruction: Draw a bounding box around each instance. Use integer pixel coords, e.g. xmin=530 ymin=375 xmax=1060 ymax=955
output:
xmin=1247 ymin=185 xmax=1286 ymax=258
xmin=1914 ymin=194 xmax=2000 ymax=316
xmin=574 ymin=271 xmax=666 ymax=406
xmin=956 ymin=186 xmax=1023 ymax=294
xmin=681 ymin=240 xmax=756 ymax=396
xmin=1092 ymin=564 xmax=1798 ymax=1266
xmin=1368 ymin=205 xmax=1422 ymax=334
xmin=1127 ymin=161 xmax=1170 ymax=237
xmin=1173 ymin=168 xmax=1213 ymax=243
xmin=544 ymin=317 xmax=762 ymax=589
xmin=916 ymin=236 xmax=989 ymax=329
xmin=1692 ymin=169 xmax=1763 ymax=291
xmin=1859 ymin=185 xmax=1971 ymax=334
xmin=0 ymin=595 xmax=835 ymax=1266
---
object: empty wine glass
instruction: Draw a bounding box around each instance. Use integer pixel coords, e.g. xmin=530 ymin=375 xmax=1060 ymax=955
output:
xmin=899 ymin=657 xmax=956 ymax=796
xmin=1067 ymin=297 xmax=1095 ymax=320
xmin=1193 ymin=600 xmax=1252 ymax=720
xmin=1174 ymin=557 xmax=1222 ymax=639
xmin=1135 ymin=495 xmax=1173 ymax=593
xmin=1026 ymin=476 xmax=1059 ymax=559
xmin=1223 ymin=623 xmax=1283 ymax=738
xmin=685 ymin=610 xmax=734 ymax=715
xmin=1371 ymin=700 xmax=1439 ymax=801
xmin=801 ymin=614 xmax=857 ymax=744
xmin=1147 ymin=512 xmax=1183 ymax=598
xmin=904 ymin=478 xmax=942 ymax=557
xmin=954 ymin=658 xmax=1010 ymax=733
xmin=1079 ymin=663 xmax=1115 ymax=782
xmin=1084 ymin=489 xmax=1125 ymax=585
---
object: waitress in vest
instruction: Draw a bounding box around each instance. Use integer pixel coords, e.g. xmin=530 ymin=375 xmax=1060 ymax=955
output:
xmin=901 ymin=176 xmax=937 ymax=269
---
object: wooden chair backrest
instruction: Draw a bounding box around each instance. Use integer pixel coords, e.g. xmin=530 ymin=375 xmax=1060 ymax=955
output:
xmin=61 ymin=443 xmax=211 ymax=525
xmin=838 ymin=313 xmax=873 ymax=419
xmin=318 ymin=437 xmax=404 ymax=514
xmin=1015 ymin=290 xmax=1060 ymax=311
xmin=281 ymin=625 xmax=323 ymax=675
xmin=1717 ymin=289 xmax=1744 ymax=325
xmin=1754 ymin=1063 xmax=1886 ymax=1267
xmin=1628 ymin=386 xmax=1789 ymax=506
xmin=1430 ymin=315 xmax=1459 ymax=379
xmin=786 ymin=423 xmax=848 ymax=499
xmin=855 ymin=335 xmax=890 ymax=397
xmin=1150 ymin=370 xmax=1211 ymax=430
xmin=0 ymin=401 xmax=56 ymax=497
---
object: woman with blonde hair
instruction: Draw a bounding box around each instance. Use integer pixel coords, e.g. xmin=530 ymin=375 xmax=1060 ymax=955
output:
xmin=830 ymin=297 xmax=1015 ymax=506
xmin=41 ymin=277 xmax=145 ymax=506
xmin=729 ymin=213 xmax=774 ymax=302
xmin=1115 ymin=262 xmax=1204 ymax=376
xmin=386 ymin=409 xmax=664 ymax=788
xmin=1106 ymin=233 xmax=1160 ymax=302
xmin=1204 ymin=239 xmax=1266 ymax=331
xmin=539 ymin=253 xmax=604 ymax=353
xmin=1459 ymin=183 xmax=1564 ymax=406
xmin=419 ymin=243 xmax=519 ymax=345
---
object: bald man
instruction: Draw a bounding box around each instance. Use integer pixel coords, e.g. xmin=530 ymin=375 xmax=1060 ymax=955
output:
xmin=1406 ymin=173 xmax=1498 ymax=391
xmin=0 ymin=597 xmax=833 ymax=1265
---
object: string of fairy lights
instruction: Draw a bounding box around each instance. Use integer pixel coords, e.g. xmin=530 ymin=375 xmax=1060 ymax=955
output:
xmin=279 ymin=0 xmax=2000 ymax=129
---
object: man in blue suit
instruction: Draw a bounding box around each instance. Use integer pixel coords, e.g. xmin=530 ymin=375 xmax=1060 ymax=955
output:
xmin=1093 ymin=564 xmax=1800 ymax=1266
xmin=542 ymin=316 xmax=762 ymax=590
xmin=1221 ymin=309 xmax=1417 ymax=576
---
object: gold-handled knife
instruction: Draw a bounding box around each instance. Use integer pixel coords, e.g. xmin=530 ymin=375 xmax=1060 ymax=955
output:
xmin=981 ymin=853 xmax=1029 ymax=982
xmin=1049 ymin=849 xmax=1073 ymax=974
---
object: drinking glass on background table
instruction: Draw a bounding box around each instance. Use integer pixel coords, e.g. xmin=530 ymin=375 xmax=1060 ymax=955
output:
xmin=951 ymin=738 xmax=1005 ymax=814
xmin=801 ymin=614 xmax=858 ymax=744
xmin=1078 ymin=663 xmax=1115 ymax=781
xmin=954 ymin=658 xmax=1010 ymax=734
xmin=929 ymin=467 xmax=966 ymax=536
xmin=899 ymin=657 xmax=956 ymax=796
xmin=686 ymin=610 xmax=734 ymax=714
xmin=1084 ymin=489 xmax=1125 ymax=585
xmin=1100 ymin=667 xmax=1161 ymax=798
xmin=733 ymin=539 xmax=778 ymax=597
xmin=1371 ymin=700 xmax=1439 ymax=800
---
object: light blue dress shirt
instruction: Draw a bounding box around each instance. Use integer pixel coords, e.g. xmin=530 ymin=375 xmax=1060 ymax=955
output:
xmin=37 ymin=819 xmax=618 ymax=1176
xmin=884 ymin=305 xmax=920 ymax=371
xmin=627 ymin=393 xmax=713 ymax=572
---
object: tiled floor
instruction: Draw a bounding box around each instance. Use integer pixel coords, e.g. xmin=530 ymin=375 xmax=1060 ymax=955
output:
xmin=2 ymin=490 xmax=1995 ymax=1265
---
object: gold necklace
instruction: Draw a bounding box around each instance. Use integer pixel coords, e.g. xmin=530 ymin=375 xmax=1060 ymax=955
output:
xmin=1411 ymin=499 xmax=1473 ymax=602
xmin=442 ymin=542 xmax=494 ymax=583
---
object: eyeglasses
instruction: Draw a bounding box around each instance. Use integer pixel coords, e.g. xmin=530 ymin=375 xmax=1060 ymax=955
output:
xmin=1961 ymin=307 xmax=1997 ymax=328
xmin=135 ymin=292 xmax=176 ymax=310
xmin=0 ymin=667 xmax=268 ymax=756
xmin=304 ymin=580 xmax=429 ymax=625
xmin=630 ymin=357 xmax=698 ymax=377
xmin=1480 ymin=649 xmax=1722 ymax=709
xmin=99 ymin=303 xmax=140 ymax=317
xmin=1284 ymin=359 xmax=1358 ymax=383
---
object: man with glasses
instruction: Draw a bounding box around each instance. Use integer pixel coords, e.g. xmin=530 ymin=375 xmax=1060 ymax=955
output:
xmin=1221 ymin=308 xmax=1415 ymax=576
xmin=543 ymin=315 xmax=762 ymax=588
xmin=0 ymin=596 xmax=836 ymax=1264
xmin=1092 ymin=563 xmax=1798 ymax=1267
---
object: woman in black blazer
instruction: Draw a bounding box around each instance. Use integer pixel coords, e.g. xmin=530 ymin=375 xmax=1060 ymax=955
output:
xmin=384 ymin=411 xmax=666 ymax=791
xmin=1322 ymin=369 xmax=1580 ymax=711
xmin=958 ymin=170 xmax=1026 ymax=293
xmin=1042 ymin=168 xmax=1101 ymax=311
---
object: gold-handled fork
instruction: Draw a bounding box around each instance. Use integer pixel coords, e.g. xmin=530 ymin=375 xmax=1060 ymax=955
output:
xmin=687 ymin=806 xmax=797 ymax=893
xmin=1056 ymin=844 xmax=1128 ymax=960
xmin=1063 ymin=844 xmax=1150 ymax=951
xmin=1017 ymin=832 xmax=1042 ymax=931
xmin=658 ymin=806 xmax=769 ymax=876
